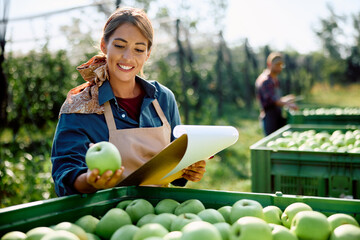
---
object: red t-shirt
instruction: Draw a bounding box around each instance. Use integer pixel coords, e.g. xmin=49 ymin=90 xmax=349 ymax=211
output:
xmin=116 ymin=89 xmax=146 ymax=121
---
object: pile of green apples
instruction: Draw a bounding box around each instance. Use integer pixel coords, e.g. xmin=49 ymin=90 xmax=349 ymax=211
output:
xmin=266 ymin=129 xmax=360 ymax=153
xmin=294 ymin=107 xmax=360 ymax=116
xmin=2 ymin=197 xmax=360 ymax=240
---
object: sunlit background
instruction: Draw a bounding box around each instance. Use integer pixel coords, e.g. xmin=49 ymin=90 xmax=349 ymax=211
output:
xmin=6 ymin=0 xmax=360 ymax=55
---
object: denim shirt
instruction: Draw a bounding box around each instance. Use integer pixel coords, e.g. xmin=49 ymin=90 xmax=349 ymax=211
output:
xmin=51 ymin=77 xmax=184 ymax=196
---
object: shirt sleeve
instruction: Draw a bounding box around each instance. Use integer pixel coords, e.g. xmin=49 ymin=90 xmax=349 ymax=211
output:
xmin=51 ymin=114 xmax=92 ymax=196
xmin=258 ymin=79 xmax=279 ymax=109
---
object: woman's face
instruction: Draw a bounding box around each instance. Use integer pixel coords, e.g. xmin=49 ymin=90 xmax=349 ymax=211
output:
xmin=102 ymin=22 xmax=151 ymax=83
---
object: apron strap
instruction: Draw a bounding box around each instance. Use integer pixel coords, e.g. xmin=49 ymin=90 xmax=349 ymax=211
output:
xmin=152 ymin=99 xmax=169 ymax=126
xmin=104 ymin=101 xmax=117 ymax=131
xmin=103 ymin=99 xmax=170 ymax=130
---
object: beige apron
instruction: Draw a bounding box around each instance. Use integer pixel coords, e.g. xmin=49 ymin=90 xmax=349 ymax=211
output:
xmin=103 ymin=99 xmax=171 ymax=182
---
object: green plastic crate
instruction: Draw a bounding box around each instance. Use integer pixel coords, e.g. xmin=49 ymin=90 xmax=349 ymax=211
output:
xmin=1 ymin=186 xmax=360 ymax=237
xmin=250 ymin=124 xmax=360 ymax=198
xmin=287 ymin=107 xmax=360 ymax=125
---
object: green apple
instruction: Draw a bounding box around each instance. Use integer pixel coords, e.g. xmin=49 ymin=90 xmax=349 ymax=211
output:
xmin=263 ymin=205 xmax=282 ymax=225
xmin=350 ymin=147 xmax=360 ymax=153
xmin=85 ymin=141 xmax=122 ymax=175
xmin=86 ymin=233 xmax=101 ymax=240
xmin=110 ymin=224 xmax=139 ymax=240
xmin=25 ymin=227 xmax=54 ymax=240
xmin=269 ymin=223 xmax=297 ymax=240
xmin=155 ymin=199 xmax=180 ymax=214
xmin=174 ymin=199 xmax=205 ymax=215
xmin=41 ymin=230 xmax=80 ymax=240
xmin=125 ymin=199 xmax=155 ymax=224
xmin=345 ymin=136 xmax=356 ymax=145
xmin=53 ymin=222 xmax=87 ymax=240
xmin=197 ymin=208 xmax=225 ymax=224
xmin=116 ymin=200 xmax=133 ymax=210
xmin=327 ymin=213 xmax=359 ymax=231
xmin=95 ymin=208 xmax=132 ymax=239
xmin=281 ymin=202 xmax=312 ymax=228
xmin=315 ymin=132 xmax=330 ymax=143
xmin=320 ymin=142 xmax=332 ymax=150
xmin=217 ymin=206 xmax=232 ymax=224
xmin=181 ymin=221 xmax=222 ymax=240
xmin=1 ymin=231 xmax=27 ymax=240
xmin=151 ymin=213 xmax=177 ymax=231
xmin=74 ymin=215 xmax=99 ymax=234
xmin=163 ymin=231 xmax=182 ymax=240
xmin=137 ymin=213 xmax=157 ymax=227
xmin=133 ymin=223 xmax=168 ymax=240
xmin=213 ymin=222 xmax=231 ymax=240
xmin=330 ymin=224 xmax=360 ymax=240
xmin=170 ymin=213 xmax=202 ymax=231
xmin=230 ymin=199 xmax=264 ymax=224
xmin=290 ymin=210 xmax=331 ymax=240
xmin=229 ymin=216 xmax=272 ymax=240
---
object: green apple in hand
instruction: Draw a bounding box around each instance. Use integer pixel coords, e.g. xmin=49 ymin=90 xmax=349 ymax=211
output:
xmin=281 ymin=202 xmax=312 ymax=228
xmin=330 ymin=224 xmax=360 ymax=240
xmin=85 ymin=141 xmax=122 ymax=175
xmin=290 ymin=210 xmax=331 ymax=240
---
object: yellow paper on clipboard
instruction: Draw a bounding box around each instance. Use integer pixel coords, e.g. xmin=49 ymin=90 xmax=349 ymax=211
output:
xmin=118 ymin=125 xmax=239 ymax=186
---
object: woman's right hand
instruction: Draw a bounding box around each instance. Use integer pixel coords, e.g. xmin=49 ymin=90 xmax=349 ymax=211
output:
xmin=86 ymin=167 xmax=125 ymax=190
xmin=74 ymin=167 xmax=124 ymax=194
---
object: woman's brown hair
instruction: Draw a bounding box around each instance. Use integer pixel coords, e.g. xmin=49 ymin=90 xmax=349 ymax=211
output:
xmin=102 ymin=7 xmax=153 ymax=51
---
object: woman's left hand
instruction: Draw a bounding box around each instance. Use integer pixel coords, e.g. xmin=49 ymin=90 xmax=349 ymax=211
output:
xmin=182 ymin=160 xmax=206 ymax=182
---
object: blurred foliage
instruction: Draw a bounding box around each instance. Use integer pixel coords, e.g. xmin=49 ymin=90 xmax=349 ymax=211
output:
xmin=1 ymin=2 xmax=360 ymax=208
xmin=3 ymin=48 xmax=84 ymax=135
xmin=0 ymin=122 xmax=57 ymax=207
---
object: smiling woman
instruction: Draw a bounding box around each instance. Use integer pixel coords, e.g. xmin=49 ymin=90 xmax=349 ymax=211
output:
xmin=50 ymin=7 xmax=207 ymax=197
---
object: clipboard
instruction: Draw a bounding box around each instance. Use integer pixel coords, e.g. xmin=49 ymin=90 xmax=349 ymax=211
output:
xmin=118 ymin=125 xmax=239 ymax=186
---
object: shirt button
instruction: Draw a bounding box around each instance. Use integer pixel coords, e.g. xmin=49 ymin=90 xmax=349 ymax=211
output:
xmin=121 ymin=114 xmax=126 ymax=118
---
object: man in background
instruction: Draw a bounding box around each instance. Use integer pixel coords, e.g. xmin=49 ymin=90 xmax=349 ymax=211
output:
xmin=255 ymin=52 xmax=298 ymax=136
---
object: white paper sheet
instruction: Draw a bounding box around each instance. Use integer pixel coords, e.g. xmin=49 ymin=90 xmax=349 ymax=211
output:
xmin=162 ymin=125 xmax=239 ymax=179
